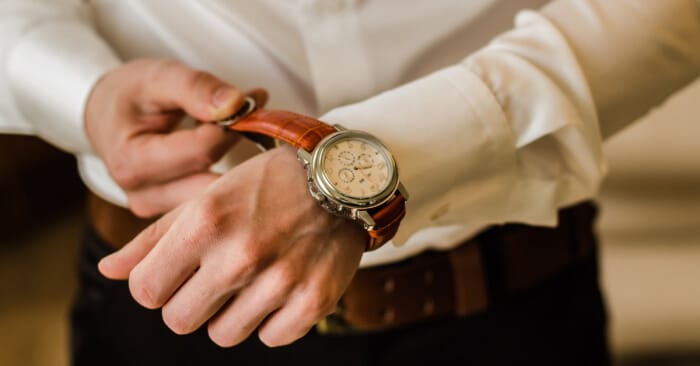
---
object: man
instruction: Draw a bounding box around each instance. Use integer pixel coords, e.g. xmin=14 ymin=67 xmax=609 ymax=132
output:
xmin=1 ymin=0 xmax=698 ymax=365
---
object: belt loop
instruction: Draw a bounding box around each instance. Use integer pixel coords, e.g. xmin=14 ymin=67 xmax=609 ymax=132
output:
xmin=447 ymin=240 xmax=488 ymax=316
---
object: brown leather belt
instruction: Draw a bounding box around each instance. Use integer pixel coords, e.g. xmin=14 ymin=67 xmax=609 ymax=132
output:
xmin=87 ymin=192 xmax=596 ymax=334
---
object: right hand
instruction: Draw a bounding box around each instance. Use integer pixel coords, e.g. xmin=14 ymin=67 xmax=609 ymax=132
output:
xmin=84 ymin=59 xmax=267 ymax=218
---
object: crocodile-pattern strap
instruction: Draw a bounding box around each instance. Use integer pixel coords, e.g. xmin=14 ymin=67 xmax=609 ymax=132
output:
xmin=366 ymin=193 xmax=407 ymax=251
xmin=227 ymin=108 xmax=406 ymax=251
xmin=227 ymin=109 xmax=337 ymax=152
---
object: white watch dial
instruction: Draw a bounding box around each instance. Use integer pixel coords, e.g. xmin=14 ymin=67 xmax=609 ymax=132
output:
xmin=322 ymin=138 xmax=392 ymax=199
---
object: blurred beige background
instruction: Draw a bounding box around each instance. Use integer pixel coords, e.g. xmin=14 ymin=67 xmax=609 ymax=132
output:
xmin=599 ymin=77 xmax=700 ymax=363
xmin=0 ymin=79 xmax=698 ymax=365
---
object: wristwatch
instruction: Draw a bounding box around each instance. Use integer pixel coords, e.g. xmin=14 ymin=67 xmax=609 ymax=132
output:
xmin=217 ymin=97 xmax=408 ymax=251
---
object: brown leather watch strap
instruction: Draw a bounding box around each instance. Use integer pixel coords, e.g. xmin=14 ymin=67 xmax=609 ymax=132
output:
xmin=366 ymin=193 xmax=406 ymax=251
xmin=227 ymin=109 xmax=337 ymax=152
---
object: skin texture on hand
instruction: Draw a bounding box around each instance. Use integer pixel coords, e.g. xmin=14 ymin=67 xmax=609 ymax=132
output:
xmin=84 ymin=58 xmax=267 ymax=217
xmin=98 ymin=146 xmax=367 ymax=347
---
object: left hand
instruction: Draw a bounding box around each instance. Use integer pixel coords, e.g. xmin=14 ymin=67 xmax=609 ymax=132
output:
xmin=98 ymin=145 xmax=366 ymax=347
xmin=84 ymin=58 xmax=267 ymax=218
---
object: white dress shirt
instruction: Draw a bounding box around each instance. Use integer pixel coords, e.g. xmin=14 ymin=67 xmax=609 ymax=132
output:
xmin=1 ymin=0 xmax=698 ymax=267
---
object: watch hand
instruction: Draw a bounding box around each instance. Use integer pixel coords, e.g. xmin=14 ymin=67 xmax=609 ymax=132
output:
xmin=354 ymin=166 xmax=373 ymax=183
xmin=353 ymin=164 xmax=373 ymax=170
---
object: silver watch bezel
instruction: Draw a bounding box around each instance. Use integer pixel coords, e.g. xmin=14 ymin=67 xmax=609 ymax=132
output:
xmin=298 ymin=128 xmax=400 ymax=212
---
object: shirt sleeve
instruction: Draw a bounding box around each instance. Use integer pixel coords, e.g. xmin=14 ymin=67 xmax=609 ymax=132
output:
xmin=0 ymin=1 xmax=121 ymax=153
xmin=321 ymin=0 xmax=700 ymax=245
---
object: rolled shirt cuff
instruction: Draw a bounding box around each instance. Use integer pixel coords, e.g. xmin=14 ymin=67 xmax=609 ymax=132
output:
xmin=7 ymin=20 xmax=121 ymax=154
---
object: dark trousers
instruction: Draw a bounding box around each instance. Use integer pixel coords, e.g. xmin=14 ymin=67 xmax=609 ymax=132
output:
xmin=71 ymin=226 xmax=611 ymax=366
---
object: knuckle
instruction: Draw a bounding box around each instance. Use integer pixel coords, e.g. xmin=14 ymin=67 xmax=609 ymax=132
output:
xmin=216 ymin=243 xmax=273 ymax=292
xmin=162 ymin=305 xmax=195 ymax=335
xmin=208 ymin=318 xmax=256 ymax=348
xmin=151 ymin=59 xmax=184 ymax=80
xmin=214 ymin=247 xmax=263 ymax=289
xmin=192 ymin=148 xmax=217 ymax=170
xmin=208 ymin=325 xmax=237 ymax=348
xmin=304 ymin=288 xmax=336 ymax=317
xmin=259 ymin=327 xmax=307 ymax=348
xmin=185 ymin=69 xmax=216 ymax=91
xmin=258 ymin=330 xmax=281 ymax=348
xmin=206 ymin=249 xmax=263 ymax=291
xmin=237 ymin=244 xmax=267 ymax=272
xmin=109 ymin=158 xmax=142 ymax=190
xmin=128 ymin=197 xmax=158 ymax=219
xmin=191 ymin=199 xmax=220 ymax=232
xmin=211 ymin=266 xmax=246 ymax=291
xmin=128 ymin=273 xmax=161 ymax=309
xmin=268 ymin=262 xmax=299 ymax=296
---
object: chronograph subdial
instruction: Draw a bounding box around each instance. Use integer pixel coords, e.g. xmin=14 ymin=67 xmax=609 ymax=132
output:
xmin=338 ymin=168 xmax=355 ymax=183
xmin=337 ymin=151 xmax=355 ymax=165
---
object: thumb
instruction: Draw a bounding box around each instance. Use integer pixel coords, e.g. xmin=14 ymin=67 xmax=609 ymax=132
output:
xmin=98 ymin=205 xmax=182 ymax=280
xmin=141 ymin=60 xmax=246 ymax=121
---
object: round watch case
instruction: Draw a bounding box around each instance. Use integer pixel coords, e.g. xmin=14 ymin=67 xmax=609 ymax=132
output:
xmin=297 ymin=127 xmax=401 ymax=228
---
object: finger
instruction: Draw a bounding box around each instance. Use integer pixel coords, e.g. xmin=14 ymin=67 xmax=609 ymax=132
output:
xmin=113 ymin=123 xmax=238 ymax=190
xmin=204 ymin=262 xmax=298 ymax=346
xmin=98 ymin=205 xmax=182 ymax=280
xmin=141 ymin=60 xmax=247 ymax=121
xmin=127 ymin=172 xmax=220 ymax=218
xmin=257 ymin=286 xmax=337 ymax=348
xmin=126 ymin=201 xmax=220 ymax=309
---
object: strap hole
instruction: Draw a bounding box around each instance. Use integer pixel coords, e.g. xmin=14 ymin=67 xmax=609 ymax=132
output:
xmin=423 ymin=298 xmax=435 ymax=315
xmin=383 ymin=277 xmax=395 ymax=293
xmin=381 ymin=307 xmax=395 ymax=323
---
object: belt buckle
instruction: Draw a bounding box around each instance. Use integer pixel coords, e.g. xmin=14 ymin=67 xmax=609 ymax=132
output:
xmin=315 ymin=314 xmax=352 ymax=335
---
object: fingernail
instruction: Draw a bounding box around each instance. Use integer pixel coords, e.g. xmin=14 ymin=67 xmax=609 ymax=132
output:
xmin=212 ymin=86 xmax=236 ymax=108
